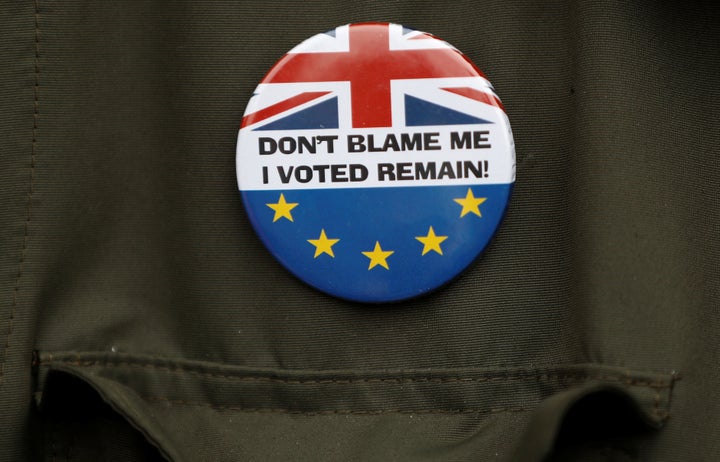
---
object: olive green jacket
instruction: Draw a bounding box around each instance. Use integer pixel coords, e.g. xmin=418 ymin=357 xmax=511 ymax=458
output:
xmin=1 ymin=1 xmax=718 ymax=460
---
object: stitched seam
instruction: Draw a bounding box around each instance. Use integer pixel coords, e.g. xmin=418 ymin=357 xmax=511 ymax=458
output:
xmin=41 ymin=359 xmax=674 ymax=388
xmin=649 ymin=374 xmax=679 ymax=421
xmin=653 ymin=387 xmax=662 ymax=418
xmin=662 ymin=373 xmax=679 ymax=419
xmin=142 ymin=396 xmax=528 ymax=416
xmin=654 ymin=373 xmax=679 ymax=419
xmin=1 ymin=0 xmax=40 ymax=384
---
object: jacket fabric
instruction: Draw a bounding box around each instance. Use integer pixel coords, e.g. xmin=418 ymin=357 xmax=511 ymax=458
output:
xmin=1 ymin=1 xmax=718 ymax=460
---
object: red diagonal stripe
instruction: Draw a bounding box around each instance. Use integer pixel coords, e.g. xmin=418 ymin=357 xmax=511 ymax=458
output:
xmin=241 ymin=91 xmax=331 ymax=128
xmin=264 ymin=24 xmax=478 ymax=128
xmin=441 ymin=87 xmax=505 ymax=112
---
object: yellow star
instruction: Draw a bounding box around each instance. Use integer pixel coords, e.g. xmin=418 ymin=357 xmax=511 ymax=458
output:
xmin=307 ymin=229 xmax=340 ymax=258
xmin=361 ymin=241 xmax=394 ymax=270
xmin=415 ymin=226 xmax=448 ymax=256
xmin=453 ymin=188 xmax=487 ymax=217
xmin=266 ymin=193 xmax=298 ymax=222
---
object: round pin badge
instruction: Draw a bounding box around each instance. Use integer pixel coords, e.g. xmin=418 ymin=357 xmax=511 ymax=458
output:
xmin=237 ymin=22 xmax=515 ymax=303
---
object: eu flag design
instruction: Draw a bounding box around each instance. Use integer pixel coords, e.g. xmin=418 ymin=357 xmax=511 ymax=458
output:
xmin=237 ymin=23 xmax=515 ymax=303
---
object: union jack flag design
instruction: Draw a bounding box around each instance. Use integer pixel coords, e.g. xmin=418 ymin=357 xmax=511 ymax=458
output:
xmin=240 ymin=23 xmax=505 ymax=131
xmin=237 ymin=23 xmax=515 ymax=303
